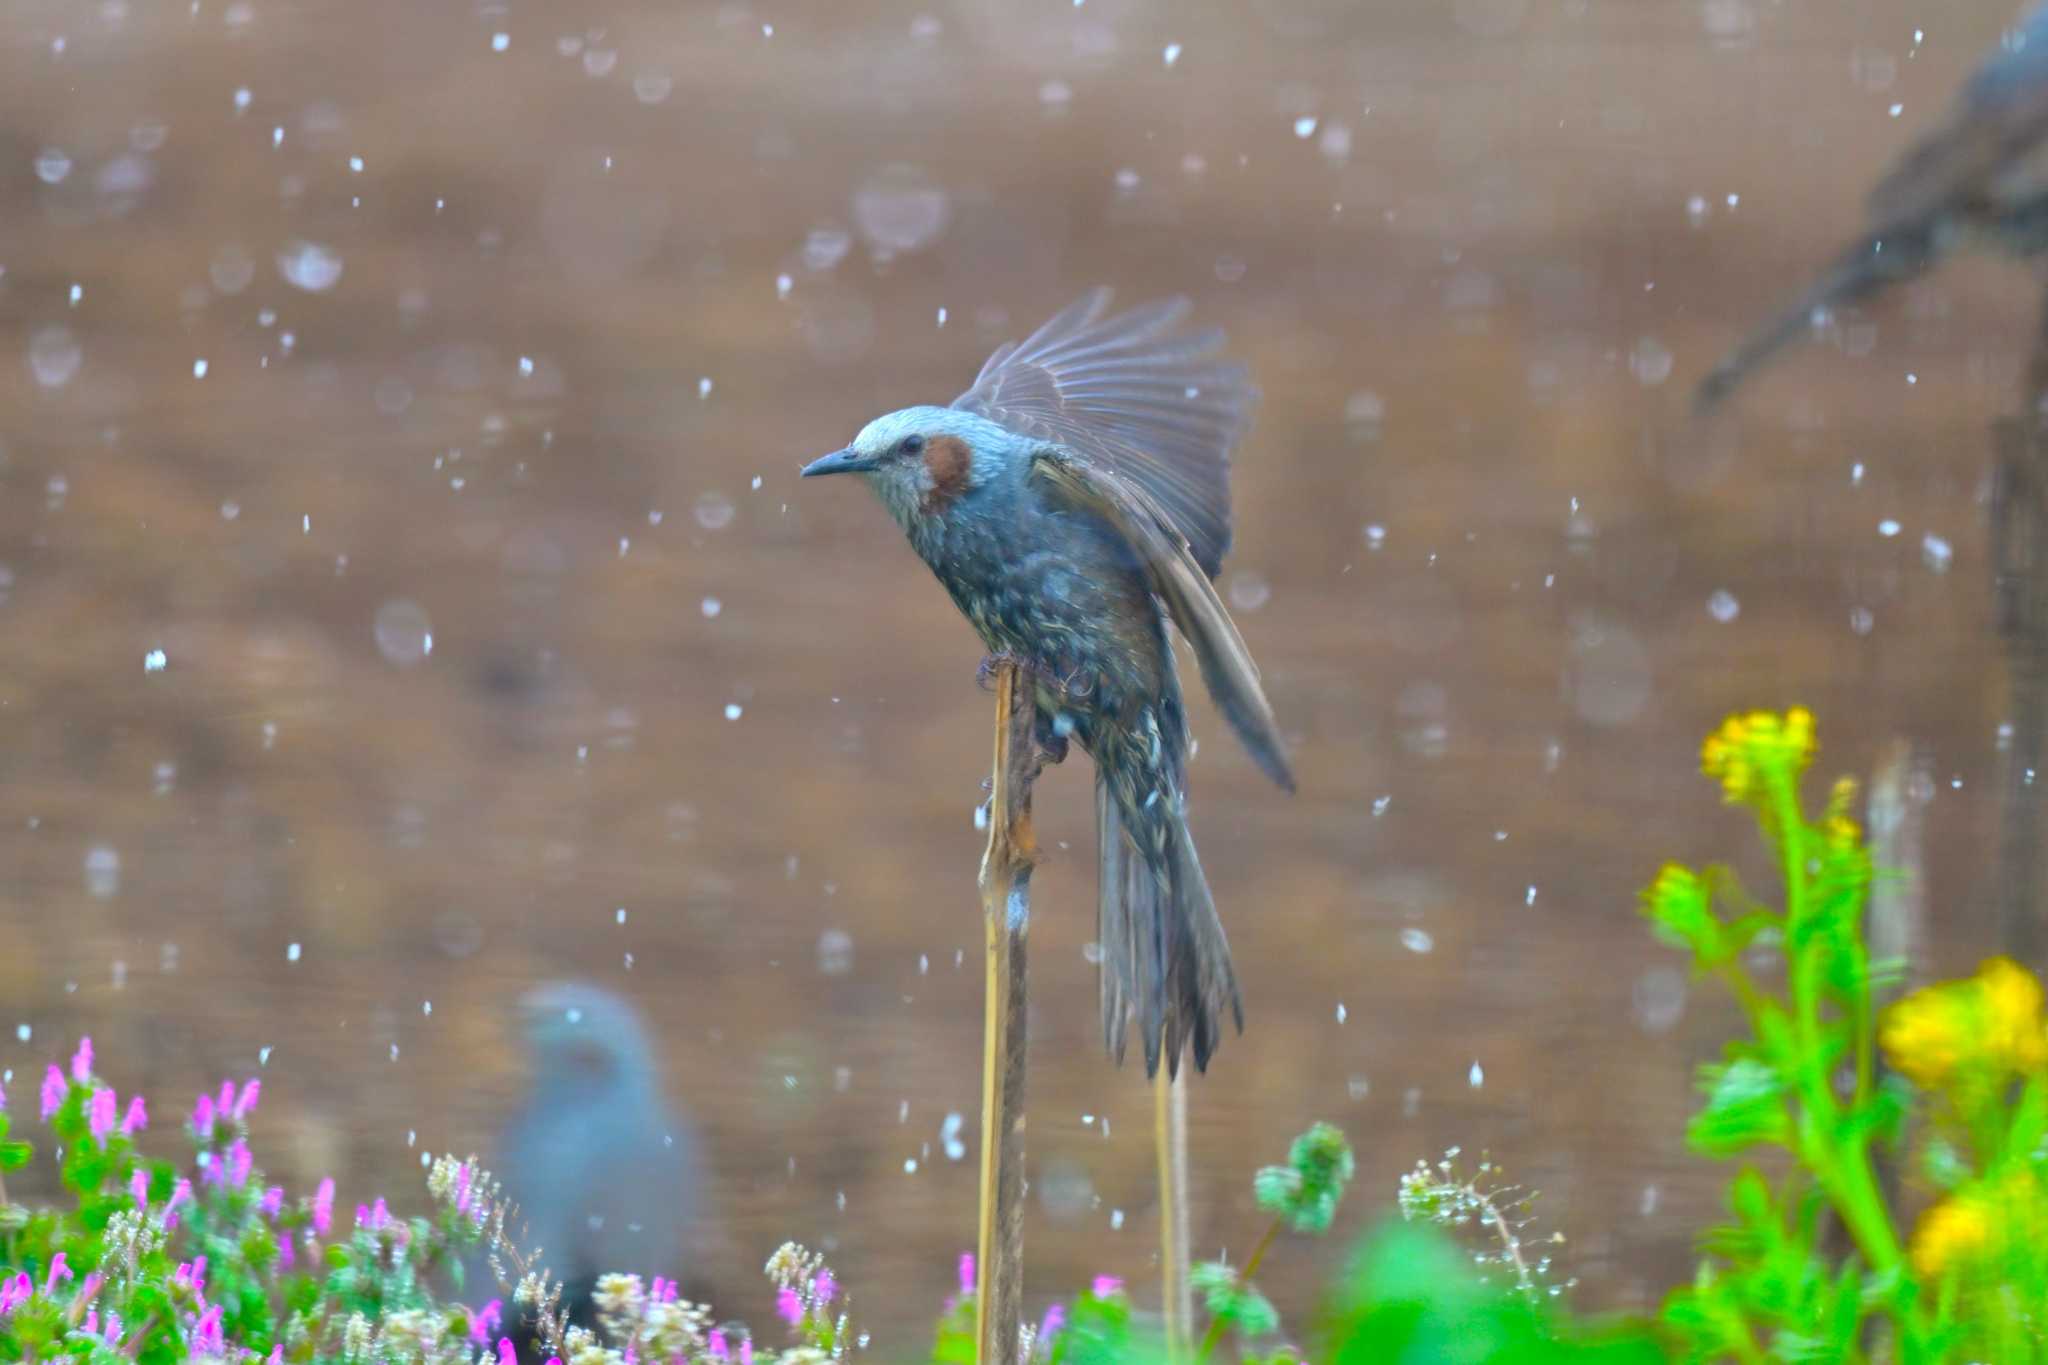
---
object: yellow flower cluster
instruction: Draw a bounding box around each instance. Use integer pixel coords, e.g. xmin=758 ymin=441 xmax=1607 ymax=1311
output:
xmin=1910 ymin=1169 xmax=2048 ymax=1279
xmin=1881 ymin=957 xmax=2048 ymax=1090
xmin=1699 ymin=707 xmax=1816 ymax=806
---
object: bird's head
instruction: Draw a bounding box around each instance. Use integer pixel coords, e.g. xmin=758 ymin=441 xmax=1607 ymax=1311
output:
xmin=517 ymin=980 xmax=658 ymax=1090
xmin=801 ymin=405 xmax=1017 ymax=529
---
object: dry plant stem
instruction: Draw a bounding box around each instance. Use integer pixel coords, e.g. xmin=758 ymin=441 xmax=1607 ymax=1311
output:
xmin=976 ymin=661 xmax=1040 ymax=1365
xmin=1155 ymin=1065 xmax=1192 ymax=1359
xmin=1990 ymin=280 xmax=2048 ymax=967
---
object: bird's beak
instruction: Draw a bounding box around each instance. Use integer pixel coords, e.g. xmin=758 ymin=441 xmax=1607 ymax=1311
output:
xmin=800 ymin=446 xmax=877 ymax=478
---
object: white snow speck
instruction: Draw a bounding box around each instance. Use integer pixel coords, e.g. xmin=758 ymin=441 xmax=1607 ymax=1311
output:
xmin=724 ymin=703 xmax=743 ymax=721
xmin=144 ymin=648 xmax=167 ymax=672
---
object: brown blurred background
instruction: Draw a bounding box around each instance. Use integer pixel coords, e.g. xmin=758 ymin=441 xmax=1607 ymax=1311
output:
xmin=0 ymin=0 xmax=2033 ymax=1344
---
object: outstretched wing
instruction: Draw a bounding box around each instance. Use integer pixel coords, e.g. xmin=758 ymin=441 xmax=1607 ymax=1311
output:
xmin=1030 ymin=447 xmax=1294 ymax=792
xmin=1866 ymin=5 xmax=2048 ymax=228
xmin=953 ymin=289 xmax=1255 ymax=578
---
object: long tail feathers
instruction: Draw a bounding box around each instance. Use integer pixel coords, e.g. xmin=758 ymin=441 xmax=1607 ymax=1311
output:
xmin=1096 ymin=771 xmax=1244 ymax=1079
xmin=1695 ymin=218 xmax=1943 ymax=411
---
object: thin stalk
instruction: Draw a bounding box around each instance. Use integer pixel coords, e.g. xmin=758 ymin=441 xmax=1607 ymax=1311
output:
xmin=1156 ymin=1065 xmax=1192 ymax=1359
xmin=975 ymin=662 xmax=1040 ymax=1365
xmin=1193 ymin=1219 xmax=1283 ymax=1363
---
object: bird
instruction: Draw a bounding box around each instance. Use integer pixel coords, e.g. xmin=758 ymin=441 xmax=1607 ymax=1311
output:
xmin=800 ymin=289 xmax=1294 ymax=1079
xmin=1698 ymin=1 xmax=2048 ymax=408
xmin=486 ymin=981 xmax=709 ymax=1355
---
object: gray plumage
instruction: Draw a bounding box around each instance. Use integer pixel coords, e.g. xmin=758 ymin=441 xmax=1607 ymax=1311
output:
xmin=1700 ymin=2 xmax=2048 ymax=407
xmin=801 ymin=290 xmax=1292 ymax=1078
xmin=490 ymin=982 xmax=702 ymax=1325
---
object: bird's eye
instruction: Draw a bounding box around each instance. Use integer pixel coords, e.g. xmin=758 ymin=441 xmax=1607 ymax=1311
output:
xmin=899 ymin=434 xmax=926 ymax=456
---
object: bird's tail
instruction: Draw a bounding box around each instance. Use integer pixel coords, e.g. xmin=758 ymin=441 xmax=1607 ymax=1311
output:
xmin=1096 ymin=766 xmax=1243 ymax=1079
xmin=1695 ymin=217 xmax=1943 ymax=411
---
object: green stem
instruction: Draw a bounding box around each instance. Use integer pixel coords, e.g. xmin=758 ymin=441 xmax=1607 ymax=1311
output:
xmin=1770 ymin=775 xmax=1932 ymax=1354
xmin=1193 ymin=1216 xmax=1283 ymax=1364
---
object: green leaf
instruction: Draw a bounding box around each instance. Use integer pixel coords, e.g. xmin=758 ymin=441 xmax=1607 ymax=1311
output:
xmin=0 ymin=1140 xmax=31 ymax=1172
xmin=1688 ymin=1058 xmax=1791 ymax=1155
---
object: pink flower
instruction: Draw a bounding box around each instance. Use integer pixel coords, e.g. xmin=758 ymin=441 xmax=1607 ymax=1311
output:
xmin=78 ymin=1271 xmax=103 ymax=1303
xmin=708 ymin=1330 xmax=730 ymax=1359
xmin=44 ymin=1251 xmax=72 ymax=1294
xmin=0 ymin=1075 xmax=8 ymax=1111
xmin=191 ymin=1094 xmax=217 ymax=1142
xmin=166 ymin=1178 xmax=193 ymax=1214
xmin=813 ymin=1269 xmax=836 ymax=1305
xmin=312 ymin=1177 xmax=335 ymax=1235
xmin=267 ymin=1348 xmax=282 ymax=1364
xmin=455 ymin=1161 xmax=474 ymax=1215
xmin=232 ymin=1079 xmax=260 ymax=1121
xmin=776 ymin=1286 xmax=803 ymax=1326
xmin=259 ymin=1186 xmax=284 ymax=1218
xmin=121 ymin=1095 xmax=147 ymax=1136
xmin=40 ymin=1065 xmax=66 ymax=1119
xmin=739 ymin=1339 xmax=753 ymax=1365
xmin=193 ymin=1303 xmax=224 ymax=1354
xmin=1039 ymin=1303 xmax=1066 ymax=1345
xmin=1090 ymin=1276 xmax=1122 ymax=1298
xmin=469 ymin=1299 xmax=502 ymax=1346
xmin=129 ymin=1168 xmax=149 ymax=1206
xmin=71 ymin=1037 xmax=93 ymax=1083
xmin=89 ymin=1087 xmax=117 ymax=1141
xmin=497 ymin=1340 xmax=518 ymax=1365
xmin=278 ymin=1236 xmax=295 ymax=1272
xmin=959 ymin=1252 xmax=976 ymax=1297
xmin=173 ymin=1256 xmax=208 ymax=1307
xmin=226 ymin=1138 xmax=252 ymax=1188
xmin=0 ymin=1271 xmax=32 ymax=1315
xmin=218 ymin=1080 xmax=237 ymax=1117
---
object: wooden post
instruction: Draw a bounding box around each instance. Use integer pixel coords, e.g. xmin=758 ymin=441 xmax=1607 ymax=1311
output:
xmin=1155 ymin=1065 xmax=1193 ymax=1358
xmin=1989 ymin=280 xmax=2048 ymax=968
xmin=976 ymin=662 xmax=1041 ymax=1365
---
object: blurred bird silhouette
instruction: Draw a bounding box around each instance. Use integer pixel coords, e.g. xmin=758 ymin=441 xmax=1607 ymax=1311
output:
xmin=801 ymin=289 xmax=1293 ymax=1079
xmin=488 ymin=981 xmax=708 ymax=1355
xmin=1699 ymin=3 xmax=2048 ymax=407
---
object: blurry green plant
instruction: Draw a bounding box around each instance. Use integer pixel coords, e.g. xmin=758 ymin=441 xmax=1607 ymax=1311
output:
xmin=1641 ymin=706 xmax=2048 ymax=1362
xmin=935 ymin=1122 xmax=1659 ymax=1365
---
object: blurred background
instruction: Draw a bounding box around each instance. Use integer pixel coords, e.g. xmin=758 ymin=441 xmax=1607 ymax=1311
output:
xmin=0 ymin=0 xmax=2030 ymax=1344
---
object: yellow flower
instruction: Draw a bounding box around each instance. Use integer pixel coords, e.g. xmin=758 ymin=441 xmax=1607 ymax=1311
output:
xmin=1911 ymin=1190 xmax=1995 ymax=1278
xmin=1700 ymin=707 xmax=1816 ymax=805
xmin=1823 ymin=777 xmax=1861 ymax=853
xmin=1910 ymin=1169 xmax=2048 ymax=1280
xmin=1882 ymin=957 xmax=2048 ymax=1089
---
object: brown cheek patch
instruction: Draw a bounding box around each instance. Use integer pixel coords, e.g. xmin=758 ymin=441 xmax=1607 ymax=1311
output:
xmin=920 ymin=434 xmax=972 ymax=513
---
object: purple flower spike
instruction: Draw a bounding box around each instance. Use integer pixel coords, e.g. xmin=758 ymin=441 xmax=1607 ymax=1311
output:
xmin=194 ymin=1303 xmax=224 ymax=1354
xmin=312 ymin=1176 xmax=335 ymax=1235
xmin=71 ymin=1037 xmax=93 ymax=1083
xmin=776 ymin=1286 xmax=803 ymax=1326
xmin=121 ymin=1094 xmax=147 ymax=1136
xmin=739 ymin=1339 xmax=753 ymax=1365
xmin=233 ymin=1078 xmax=260 ymax=1120
xmin=191 ymin=1094 xmax=216 ymax=1141
xmin=708 ymin=1330 xmax=730 ymax=1359
xmin=260 ymin=1186 xmax=284 ymax=1217
xmin=469 ymin=1299 xmax=502 ymax=1346
xmin=40 ymin=1065 xmax=66 ymax=1120
xmin=45 ymin=1251 xmax=72 ymax=1293
xmin=1091 ymin=1275 xmax=1123 ymax=1298
xmin=959 ymin=1252 xmax=976 ymax=1297
xmin=217 ymin=1080 xmax=236 ymax=1117
xmin=814 ymin=1269 xmax=836 ymax=1305
xmin=267 ymin=1348 xmax=282 ymax=1365
xmin=1039 ymin=1303 xmax=1066 ymax=1345
xmin=88 ymin=1087 xmax=116 ymax=1141
xmin=0 ymin=1074 xmax=9 ymax=1111
xmin=227 ymin=1138 xmax=253 ymax=1187
xmin=497 ymin=1339 xmax=518 ymax=1365
xmin=166 ymin=1178 xmax=192 ymax=1214
xmin=129 ymin=1169 xmax=149 ymax=1206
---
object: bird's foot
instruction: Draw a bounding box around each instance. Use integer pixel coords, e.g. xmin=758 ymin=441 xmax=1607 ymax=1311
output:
xmin=976 ymin=652 xmax=1024 ymax=691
